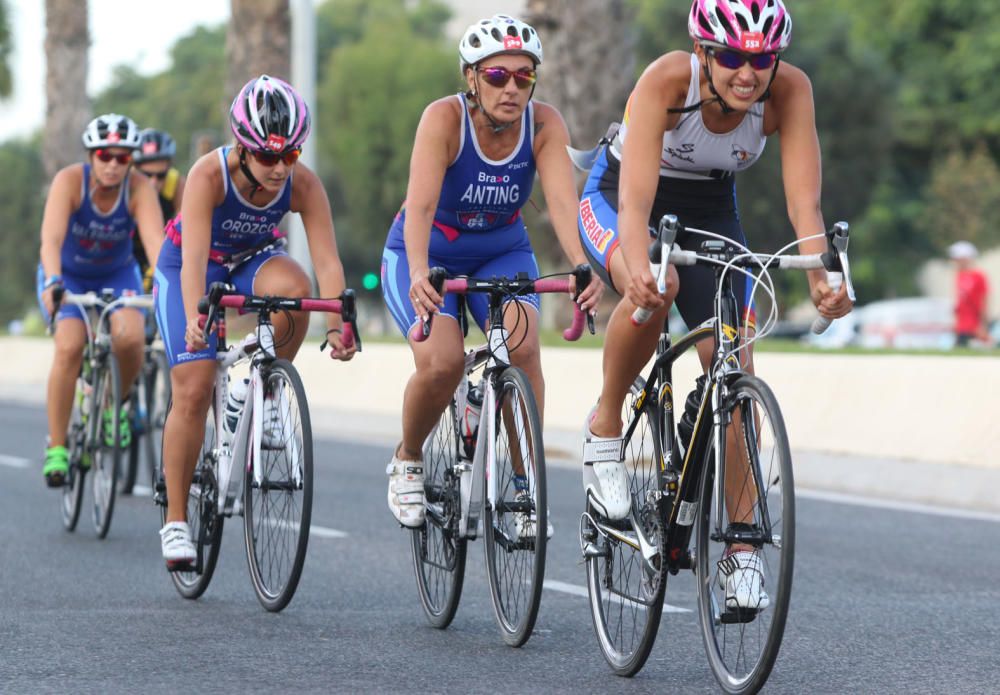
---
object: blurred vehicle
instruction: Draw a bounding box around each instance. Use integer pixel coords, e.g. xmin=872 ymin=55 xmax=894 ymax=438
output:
xmin=855 ymin=297 xmax=954 ymax=349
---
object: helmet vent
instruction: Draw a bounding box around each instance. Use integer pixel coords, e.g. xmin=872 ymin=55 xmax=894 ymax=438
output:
xmin=469 ymin=34 xmax=481 ymax=48
xmin=715 ymin=7 xmax=737 ymax=38
xmin=750 ymin=1 xmax=761 ymax=23
xmin=490 ymin=27 xmax=503 ymax=42
xmin=698 ymin=10 xmax=715 ymax=34
xmin=761 ymin=16 xmax=773 ymax=37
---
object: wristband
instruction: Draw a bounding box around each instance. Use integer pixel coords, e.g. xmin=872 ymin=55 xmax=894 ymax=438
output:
xmin=44 ymin=274 xmax=62 ymax=290
xmin=326 ymin=328 xmax=342 ymax=335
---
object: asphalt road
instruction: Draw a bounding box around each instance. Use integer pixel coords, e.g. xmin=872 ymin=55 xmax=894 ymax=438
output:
xmin=1 ymin=399 xmax=998 ymax=694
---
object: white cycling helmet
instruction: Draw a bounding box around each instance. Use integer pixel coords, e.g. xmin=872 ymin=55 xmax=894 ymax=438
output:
xmin=81 ymin=113 xmax=141 ymax=150
xmin=459 ymin=14 xmax=543 ymax=68
xmin=948 ymin=240 xmax=978 ymax=260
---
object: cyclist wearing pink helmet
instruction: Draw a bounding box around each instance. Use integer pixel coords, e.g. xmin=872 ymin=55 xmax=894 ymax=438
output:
xmin=153 ymin=75 xmax=356 ymax=570
xmin=577 ymin=0 xmax=852 ymax=608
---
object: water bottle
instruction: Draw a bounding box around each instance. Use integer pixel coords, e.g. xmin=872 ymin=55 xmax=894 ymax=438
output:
xmin=462 ymin=381 xmax=482 ymax=459
xmin=677 ymin=374 xmax=708 ymax=456
xmin=222 ymin=377 xmax=249 ymax=448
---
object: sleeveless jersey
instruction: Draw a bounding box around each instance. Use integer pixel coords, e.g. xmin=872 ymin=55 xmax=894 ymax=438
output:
xmin=169 ymin=147 xmax=292 ymax=254
xmin=610 ymin=53 xmax=766 ymax=181
xmin=62 ymin=163 xmax=136 ymax=278
xmin=401 ymin=93 xmax=535 ymax=238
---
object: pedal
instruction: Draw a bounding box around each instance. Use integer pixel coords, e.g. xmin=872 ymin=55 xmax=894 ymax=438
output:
xmin=165 ymin=559 xmax=196 ymax=573
xmin=720 ymin=607 xmax=761 ymax=624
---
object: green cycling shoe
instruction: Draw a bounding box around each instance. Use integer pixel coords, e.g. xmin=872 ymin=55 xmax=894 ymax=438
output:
xmin=102 ymin=406 xmax=131 ymax=448
xmin=43 ymin=445 xmax=69 ymax=488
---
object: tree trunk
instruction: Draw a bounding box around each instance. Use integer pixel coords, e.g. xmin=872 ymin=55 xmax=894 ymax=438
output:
xmin=226 ymin=0 xmax=292 ymax=107
xmin=43 ymin=0 xmax=89 ymax=180
xmin=524 ymin=0 xmax=635 ymax=148
xmin=1 ymin=0 xmax=14 ymax=98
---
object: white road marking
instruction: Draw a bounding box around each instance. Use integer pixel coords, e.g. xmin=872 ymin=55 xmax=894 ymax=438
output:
xmin=544 ymin=579 xmax=691 ymax=613
xmin=310 ymin=525 xmax=348 ymax=539
xmin=0 ymin=454 xmax=31 ymax=469
xmin=798 ymin=488 xmax=1000 ymax=524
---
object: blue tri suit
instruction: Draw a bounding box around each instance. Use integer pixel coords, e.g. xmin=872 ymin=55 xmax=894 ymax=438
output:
xmin=36 ymin=163 xmax=144 ymax=323
xmin=381 ymin=93 xmax=541 ymax=336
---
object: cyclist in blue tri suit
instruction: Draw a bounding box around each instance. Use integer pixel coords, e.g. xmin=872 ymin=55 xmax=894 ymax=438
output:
xmin=132 ymin=128 xmax=186 ymax=287
xmin=381 ymin=14 xmax=603 ymax=528
xmin=154 ymin=75 xmax=356 ymax=570
xmin=37 ymin=113 xmax=165 ymax=487
xmin=578 ymin=0 xmax=853 ymax=609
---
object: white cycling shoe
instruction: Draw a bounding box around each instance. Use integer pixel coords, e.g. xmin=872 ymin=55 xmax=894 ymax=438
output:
xmin=386 ymin=455 xmax=425 ymax=528
xmin=159 ymin=521 xmax=196 ymax=571
xmin=582 ymin=411 xmax=631 ymax=521
xmin=513 ymin=489 xmax=554 ymax=540
xmin=718 ymin=550 xmax=771 ymax=610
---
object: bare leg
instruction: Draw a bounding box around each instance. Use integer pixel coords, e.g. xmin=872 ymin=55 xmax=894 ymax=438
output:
xmin=162 ymin=360 xmax=216 ymax=523
xmin=47 ymin=319 xmax=87 ymax=447
xmin=109 ymin=308 xmax=146 ymax=400
xmin=252 ymin=256 xmax=313 ymax=360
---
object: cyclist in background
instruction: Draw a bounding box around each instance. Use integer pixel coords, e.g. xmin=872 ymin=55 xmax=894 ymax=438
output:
xmin=576 ymin=0 xmax=852 ymax=607
xmin=154 ymin=75 xmax=356 ymax=570
xmin=37 ymin=113 xmax=165 ymax=487
xmin=380 ymin=14 xmax=603 ymax=528
xmin=132 ymin=128 xmax=186 ymax=288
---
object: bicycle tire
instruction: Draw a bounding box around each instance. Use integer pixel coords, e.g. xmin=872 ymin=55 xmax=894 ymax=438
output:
xmin=92 ymin=353 xmax=121 ymax=539
xmin=696 ymin=375 xmax=794 ymax=695
xmin=585 ymin=377 xmax=667 ymax=676
xmin=146 ymin=348 xmax=171 ymax=490
xmin=483 ymin=366 xmax=546 ymax=647
xmin=244 ymin=359 xmax=313 ymax=612
xmin=61 ymin=395 xmax=87 ymax=532
xmin=411 ymin=396 xmax=467 ymax=629
xmin=164 ymin=398 xmax=224 ymax=600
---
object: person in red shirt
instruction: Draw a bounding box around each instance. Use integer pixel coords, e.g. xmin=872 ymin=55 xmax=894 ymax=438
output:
xmin=948 ymin=241 xmax=991 ymax=347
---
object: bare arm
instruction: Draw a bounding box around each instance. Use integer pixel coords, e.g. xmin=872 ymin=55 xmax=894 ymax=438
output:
xmin=178 ymin=153 xmax=221 ymax=350
xmin=532 ymin=102 xmax=603 ymax=311
xmin=39 ymin=165 xmax=79 ymax=279
xmin=173 ymin=173 xmax=186 ymax=212
xmin=403 ymin=98 xmax=458 ymax=318
xmin=773 ymin=63 xmax=851 ymax=319
xmin=130 ymin=173 xmax=165 ymax=272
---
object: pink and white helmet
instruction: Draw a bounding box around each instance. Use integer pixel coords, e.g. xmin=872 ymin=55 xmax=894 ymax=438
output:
xmin=229 ymin=75 xmax=311 ymax=153
xmin=688 ymin=0 xmax=792 ymax=53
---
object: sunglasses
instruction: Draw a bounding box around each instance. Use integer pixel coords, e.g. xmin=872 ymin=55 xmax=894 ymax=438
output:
xmin=250 ymin=148 xmax=302 ymax=167
xmin=93 ymin=149 xmax=132 ymax=165
xmin=477 ymin=66 xmax=537 ymax=90
xmin=708 ymin=47 xmax=778 ymax=71
xmin=140 ymin=169 xmax=169 ymax=180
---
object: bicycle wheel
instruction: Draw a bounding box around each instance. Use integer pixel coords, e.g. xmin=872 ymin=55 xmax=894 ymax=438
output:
xmin=244 ymin=359 xmax=312 ymax=612
xmin=165 ymin=399 xmax=224 ymax=600
xmin=483 ymin=366 xmax=546 ymax=647
xmin=696 ymin=375 xmax=794 ymax=695
xmin=585 ymin=377 xmax=667 ymax=676
xmin=411 ymin=394 xmax=467 ymax=628
xmin=92 ymin=353 xmax=121 ymax=539
xmin=61 ymin=394 xmax=87 ymax=532
xmin=146 ymin=348 xmax=171 ymax=489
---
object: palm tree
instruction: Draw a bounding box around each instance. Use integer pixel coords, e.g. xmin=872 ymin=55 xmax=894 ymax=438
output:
xmin=43 ymin=0 xmax=89 ymax=179
xmin=226 ymin=0 xmax=291 ymax=103
xmin=0 ymin=0 xmax=13 ymax=98
xmin=524 ymin=0 xmax=634 ymax=147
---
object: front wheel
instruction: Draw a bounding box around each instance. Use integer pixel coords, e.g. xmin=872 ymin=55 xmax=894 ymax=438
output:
xmin=411 ymin=395 xmax=467 ymax=628
xmin=585 ymin=377 xmax=667 ymax=676
xmin=244 ymin=360 xmax=313 ymax=612
xmin=92 ymin=353 xmax=121 ymax=539
xmin=696 ymin=375 xmax=794 ymax=695
xmin=483 ymin=367 xmax=546 ymax=647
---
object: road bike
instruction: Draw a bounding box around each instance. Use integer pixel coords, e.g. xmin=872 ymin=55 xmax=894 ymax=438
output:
xmin=51 ymin=288 xmax=155 ymax=538
xmin=155 ymin=282 xmax=360 ymax=611
xmin=579 ymin=216 xmax=854 ymax=692
xmin=411 ymin=265 xmax=593 ymax=646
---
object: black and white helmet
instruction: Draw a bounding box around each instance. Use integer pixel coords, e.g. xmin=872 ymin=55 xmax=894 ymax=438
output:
xmin=81 ymin=113 xmax=141 ymax=150
xmin=459 ymin=14 xmax=543 ymax=69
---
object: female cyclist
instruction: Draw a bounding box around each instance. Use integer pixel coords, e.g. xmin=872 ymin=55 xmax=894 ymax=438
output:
xmin=577 ymin=0 xmax=852 ymax=607
xmin=155 ymin=75 xmax=356 ymax=569
xmin=381 ymin=14 xmax=603 ymax=529
xmin=37 ymin=113 xmax=165 ymax=487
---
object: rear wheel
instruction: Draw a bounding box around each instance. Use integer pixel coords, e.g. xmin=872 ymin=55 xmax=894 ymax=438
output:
xmin=585 ymin=377 xmax=667 ymax=676
xmin=411 ymin=394 xmax=467 ymax=628
xmin=244 ymin=360 xmax=313 ymax=612
xmin=165 ymin=399 xmax=224 ymax=600
xmin=483 ymin=367 xmax=546 ymax=647
xmin=696 ymin=375 xmax=794 ymax=694
xmin=92 ymin=354 xmax=121 ymax=539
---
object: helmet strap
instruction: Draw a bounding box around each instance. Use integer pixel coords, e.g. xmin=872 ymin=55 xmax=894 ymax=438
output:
xmin=237 ymin=146 xmax=265 ymax=199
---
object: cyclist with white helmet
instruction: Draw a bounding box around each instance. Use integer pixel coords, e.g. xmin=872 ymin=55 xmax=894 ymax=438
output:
xmin=155 ymin=75 xmax=356 ymax=570
xmin=381 ymin=14 xmax=603 ymax=528
xmin=577 ymin=0 xmax=852 ymax=607
xmin=132 ymin=128 xmax=186 ymax=285
xmin=37 ymin=113 xmax=165 ymax=487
